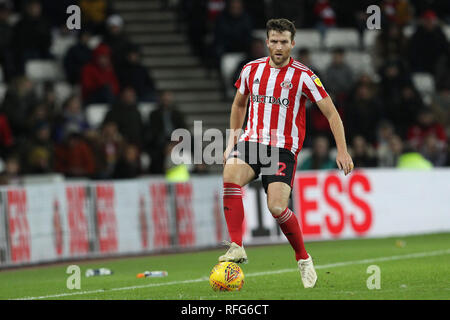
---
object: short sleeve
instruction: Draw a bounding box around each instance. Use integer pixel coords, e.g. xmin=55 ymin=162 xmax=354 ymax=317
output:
xmin=302 ymin=70 xmax=329 ymax=103
xmin=234 ymin=65 xmax=251 ymax=95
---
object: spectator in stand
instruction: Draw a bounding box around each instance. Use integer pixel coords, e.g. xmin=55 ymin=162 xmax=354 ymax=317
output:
xmin=180 ymin=0 xmax=209 ymax=59
xmin=373 ymin=23 xmax=408 ymax=69
xmin=354 ymin=73 xmax=378 ymax=94
xmin=231 ymin=38 xmax=266 ymax=88
xmin=0 ymin=0 xmax=14 ymax=82
xmin=25 ymin=101 xmax=52 ymax=138
xmin=446 ymin=145 xmax=450 ymax=167
xmin=54 ymin=129 xmax=96 ymax=178
xmin=380 ymin=0 xmax=398 ymax=25
xmin=393 ymin=0 xmax=414 ymax=27
xmin=0 ymin=154 xmax=21 ymax=185
xmin=352 ymin=0 xmax=377 ymax=50
xmin=117 ymin=46 xmax=156 ymax=102
xmin=432 ymin=47 xmax=450 ymax=136
xmin=53 ymin=95 xmax=90 ymax=144
xmin=299 ymin=135 xmax=336 ymax=170
xmin=21 ymin=83 xmax=56 ymax=137
xmin=145 ymin=90 xmax=188 ymax=174
xmin=206 ymin=0 xmax=226 ymax=22
xmin=179 ymin=0 xmax=227 ymax=64
xmin=0 ymin=112 xmax=14 ymax=155
xmin=40 ymin=0 xmax=74 ymax=28
xmin=375 ymin=120 xmax=395 ymax=154
xmin=379 ymin=58 xmax=412 ymax=102
xmin=408 ymin=10 xmax=448 ymax=73
xmin=396 ymin=145 xmax=433 ymax=169
xmin=345 ymin=83 xmax=382 ymax=145
xmin=102 ymin=86 xmax=143 ymax=146
xmin=22 ymin=120 xmax=54 ymax=173
xmin=213 ymin=0 xmax=252 ymax=62
xmin=92 ymin=121 xmax=125 ymax=179
xmin=379 ymin=58 xmax=413 ymax=134
xmin=407 ymin=108 xmax=447 ymax=151
xmin=434 ymin=45 xmax=450 ymax=91
xmin=79 ymin=0 xmax=112 ymax=34
xmin=11 ymin=0 xmax=52 ymax=76
xmin=419 ymin=132 xmax=447 ymax=167
xmin=351 ymin=135 xmax=378 ymax=168
xmin=297 ymin=48 xmax=320 ymax=75
xmin=308 ymin=48 xmax=352 ymax=142
xmin=42 ymin=81 xmax=57 ymax=115
xmin=242 ymin=0 xmax=268 ymax=29
xmin=164 ymin=138 xmax=192 ymax=182
xmin=385 ymin=84 xmax=424 ymax=138
xmin=378 ymin=134 xmax=404 ymax=167
xmin=271 ymin=0 xmax=305 ymax=28
xmin=81 ymin=43 xmax=120 ymax=105
xmin=313 ymin=0 xmax=336 ymax=47
xmin=113 ymin=143 xmax=141 ymax=179
xmin=63 ymin=30 xmax=93 ymax=85
xmin=103 ymin=14 xmax=134 ymax=71
xmin=1 ymin=76 xmax=37 ymax=139
xmin=430 ymin=86 xmax=450 ymax=130
xmin=324 ymin=48 xmax=354 ymax=103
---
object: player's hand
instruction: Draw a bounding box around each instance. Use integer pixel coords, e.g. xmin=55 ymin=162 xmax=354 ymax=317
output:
xmin=336 ymin=150 xmax=354 ymax=175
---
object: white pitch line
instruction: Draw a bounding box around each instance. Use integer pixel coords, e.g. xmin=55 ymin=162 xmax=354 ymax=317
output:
xmin=13 ymin=248 xmax=450 ymax=300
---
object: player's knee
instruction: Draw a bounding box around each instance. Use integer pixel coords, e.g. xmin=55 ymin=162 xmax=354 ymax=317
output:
xmin=223 ymin=166 xmax=242 ymax=186
xmin=268 ymin=201 xmax=286 ymax=217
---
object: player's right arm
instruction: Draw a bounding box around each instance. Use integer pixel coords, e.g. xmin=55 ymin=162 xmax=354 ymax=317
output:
xmin=223 ymin=90 xmax=249 ymax=164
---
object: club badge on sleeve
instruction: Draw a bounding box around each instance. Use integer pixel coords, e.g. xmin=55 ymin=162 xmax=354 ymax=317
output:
xmin=311 ymin=74 xmax=323 ymax=87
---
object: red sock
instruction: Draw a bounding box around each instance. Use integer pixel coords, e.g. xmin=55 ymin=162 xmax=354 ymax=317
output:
xmin=223 ymin=182 xmax=245 ymax=246
xmin=274 ymin=208 xmax=309 ymax=261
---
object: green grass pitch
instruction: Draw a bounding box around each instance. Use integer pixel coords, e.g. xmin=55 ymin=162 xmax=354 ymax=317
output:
xmin=1 ymin=233 xmax=449 ymax=300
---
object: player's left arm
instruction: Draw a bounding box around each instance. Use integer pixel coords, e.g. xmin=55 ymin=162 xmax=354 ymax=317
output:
xmin=316 ymin=96 xmax=354 ymax=175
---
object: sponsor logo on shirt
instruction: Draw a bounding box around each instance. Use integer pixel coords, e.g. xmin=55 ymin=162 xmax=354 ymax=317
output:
xmin=251 ymin=94 xmax=290 ymax=107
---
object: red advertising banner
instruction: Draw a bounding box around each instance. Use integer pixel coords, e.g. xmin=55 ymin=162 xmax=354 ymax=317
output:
xmin=7 ymin=189 xmax=30 ymax=263
xmin=52 ymin=199 xmax=63 ymax=256
xmin=96 ymin=184 xmax=118 ymax=253
xmin=175 ymin=182 xmax=195 ymax=247
xmin=66 ymin=185 xmax=89 ymax=255
xmin=150 ymin=183 xmax=170 ymax=249
xmin=139 ymin=195 xmax=149 ymax=250
xmin=293 ymin=171 xmax=373 ymax=239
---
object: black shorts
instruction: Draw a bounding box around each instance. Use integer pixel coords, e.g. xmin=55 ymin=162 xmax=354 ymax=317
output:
xmin=228 ymin=141 xmax=297 ymax=193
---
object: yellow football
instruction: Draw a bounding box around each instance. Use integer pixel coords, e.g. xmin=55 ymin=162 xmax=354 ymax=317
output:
xmin=209 ymin=262 xmax=244 ymax=292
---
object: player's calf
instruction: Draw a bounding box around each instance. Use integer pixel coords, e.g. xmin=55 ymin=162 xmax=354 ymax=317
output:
xmin=271 ymin=207 xmax=309 ymax=261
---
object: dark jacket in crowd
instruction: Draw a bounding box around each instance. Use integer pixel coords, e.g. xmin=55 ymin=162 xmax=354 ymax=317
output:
xmin=11 ymin=12 xmax=52 ymax=70
xmin=117 ymin=61 xmax=156 ymax=102
xmin=145 ymin=106 xmax=187 ymax=174
xmin=214 ymin=8 xmax=252 ymax=57
xmin=103 ymin=101 xmax=143 ymax=146
xmin=408 ymin=25 xmax=448 ymax=73
xmin=63 ymin=42 xmax=92 ymax=84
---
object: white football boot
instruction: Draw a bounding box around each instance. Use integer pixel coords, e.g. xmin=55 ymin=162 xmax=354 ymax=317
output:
xmin=218 ymin=240 xmax=248 ymax=264
xmin=298 ymin=255 xmax=318 ymax=288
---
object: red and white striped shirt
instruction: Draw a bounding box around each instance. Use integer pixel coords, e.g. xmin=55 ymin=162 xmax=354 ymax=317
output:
xmin=234 ymin=56 xmax=328 ymax=157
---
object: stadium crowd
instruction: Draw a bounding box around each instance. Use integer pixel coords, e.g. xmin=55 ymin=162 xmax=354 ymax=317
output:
xmin=0 ymin=0 xmax=193 ymax=184
xmin=0 ymin=0 xmax=449 ymax=184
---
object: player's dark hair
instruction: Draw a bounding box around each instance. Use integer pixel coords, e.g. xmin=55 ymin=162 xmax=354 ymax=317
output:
xmin=266 ymin=18 xmax=296 ymax=41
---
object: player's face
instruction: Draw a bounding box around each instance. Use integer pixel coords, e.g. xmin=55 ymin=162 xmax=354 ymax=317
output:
xmin=267 ymin=30 xmax=295 ymax=67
